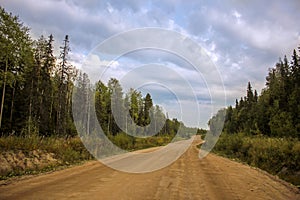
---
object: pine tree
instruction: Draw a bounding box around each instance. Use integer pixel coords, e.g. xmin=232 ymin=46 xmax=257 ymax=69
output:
xmin=95 ymin=80 xmax=110 ymax=134
xmin=210 ymin=46 xmax=300 ymax=138
xmin=291 ymin=49 xmax=300 ymax=86
xmin=143 ymin=93 xmax=153 ymax=126
xmin=0 ymin=7 xmax=34 ymax=134
xmin=254 ymin=90 xmax=258 ymax=103
xmin=55 ymin=35 xmax=77 ymax=136
xmin=41 ymin=34 xmax=56 ymax=134
xmin=129 ymin=88 xmax=141 ymax=124
xmin=108 ymin=78 xmax=124 ymax=135
xmin=28 ymin=34 xmax=56 ymax=135
xmin=246 ymin=82 xmax=254 ymax=103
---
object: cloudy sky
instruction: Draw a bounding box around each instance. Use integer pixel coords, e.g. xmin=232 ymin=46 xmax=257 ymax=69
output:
xmin=1 ymin=0 xmax=300 ymax=128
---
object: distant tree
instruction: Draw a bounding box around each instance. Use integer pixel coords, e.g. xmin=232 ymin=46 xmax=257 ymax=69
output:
xmin=129 ymin=88 xmax=142 ymax=125
xmin=254 ymin=90 xmax=258 ymax=103
xmin=246 ymin=82 xmax=254 ymax=104
xmin=74 ymin=71 xmax=93 ymax=135
xmin=94 ymin=80 xmax=108 ymax=134
xmin=108 ymin=78 xmax=124 ymax=135
xmin=143 ymin=93 xmax=153 ymax=126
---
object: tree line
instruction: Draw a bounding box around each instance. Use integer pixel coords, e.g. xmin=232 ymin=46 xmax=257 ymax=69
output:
xmin=210 ymin=45 xmax=300 ymax=138
xmin=73 ymin=74 xmax=196 ymax=139
xmin=0 ymin=7 xmax=77 ymax=136
xmin=0 ymin=7 xmax=195 ymax=139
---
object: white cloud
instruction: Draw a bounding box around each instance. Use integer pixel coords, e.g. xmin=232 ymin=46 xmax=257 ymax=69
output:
xmin=204 ymin=6 xmax=299 ymax=55
xmin=1 ymin=0 xmax=299 ymax=127
xmin=82 ymin=54 xmax=120 ymax=83
xmin=232 ymin=10 xmax=241 ymax=18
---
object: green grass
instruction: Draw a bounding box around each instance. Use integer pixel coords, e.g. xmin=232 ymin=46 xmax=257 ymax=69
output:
xmin=208 ymin=133 xmax=300 ymax=186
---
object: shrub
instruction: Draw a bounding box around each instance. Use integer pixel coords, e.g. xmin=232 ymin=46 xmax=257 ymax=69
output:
xmin=212 ymin=133 xmax=300 ymax=186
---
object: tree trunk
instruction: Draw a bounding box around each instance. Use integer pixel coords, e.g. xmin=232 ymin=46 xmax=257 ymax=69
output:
xmin=87 ymin=87 xmax=90 ymax=135
xmin=28 ymin=77 xmax=35 ymax=135
xmin=0 ymin=59 xmax=8 ymax=129
xmin=9 ymin=80 xmax=16 ymax=130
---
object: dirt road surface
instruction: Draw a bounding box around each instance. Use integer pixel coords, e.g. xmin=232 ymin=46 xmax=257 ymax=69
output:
xmin=0 ymin=136 xmax=299 ymax=200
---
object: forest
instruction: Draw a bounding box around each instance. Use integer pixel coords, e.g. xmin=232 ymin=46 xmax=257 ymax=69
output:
xmin=0 ymin=6 xmax=76 ymax=137
xmin=0 ymin=7 xmax=195 ymax=143
xmin=208 ymin=46 xmax=300 ymax=185
xmin=209 ymin=45 xmax=300 ymax=138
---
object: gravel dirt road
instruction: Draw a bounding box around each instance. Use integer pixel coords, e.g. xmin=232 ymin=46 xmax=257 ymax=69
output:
xmin=0 ymin=136 xmax=299 ymax=200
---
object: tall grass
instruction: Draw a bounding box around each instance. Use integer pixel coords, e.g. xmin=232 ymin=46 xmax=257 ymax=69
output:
xmin=108 ymin=132 xmax=174 ymax=151
xmin=212 ymin=133 xmax=300 ymax=186
xmin=0 ymin=134 xmax=93 ymax=164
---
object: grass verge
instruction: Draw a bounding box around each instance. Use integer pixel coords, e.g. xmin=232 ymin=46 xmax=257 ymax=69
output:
xmin=0 ymin=135 xmax=93 ymax=180
xmin=200 ymin=133 xmax=300 ymax=187
xmin=0 ymin=133 xmax=184 ymax=180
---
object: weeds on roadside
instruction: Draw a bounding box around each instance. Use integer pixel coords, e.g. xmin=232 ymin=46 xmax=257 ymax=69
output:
xmin=211 ymin=133 xmax=300 ymax=186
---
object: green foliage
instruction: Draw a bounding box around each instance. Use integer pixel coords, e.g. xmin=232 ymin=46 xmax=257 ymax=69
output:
xmin=0 ymin=6 xmax=34 ymax=133
xmin=109 ymin=132 xmax=134 ymax=150
xmin=208 ymin=46 xmax=300 ymax=186
xmin=133 ymin=135 xmax=172 ymax=150
xmin=0 ymin=7 xmax=76 ymax=137
xmin=196 ymin=128 xmax=207 ymax=135
xmin=211 ymin=46 xmax=300 ymax=138
xmin=92 ymin=77 xmax=194 ymax=150
xmin=212 ymin=133 xmax=300 ymax=186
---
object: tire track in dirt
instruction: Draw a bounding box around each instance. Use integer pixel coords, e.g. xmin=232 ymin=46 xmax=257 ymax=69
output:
xmin=0 ymin=136 xmax=299 ymax=200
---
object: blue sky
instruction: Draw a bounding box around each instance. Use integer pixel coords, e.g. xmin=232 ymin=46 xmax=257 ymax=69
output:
xmin=1 ymin=0 xmax=299 ymax=128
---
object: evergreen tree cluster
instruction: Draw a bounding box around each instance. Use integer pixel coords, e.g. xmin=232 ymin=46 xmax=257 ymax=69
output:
xmin=212 ymin=46 xmax=300 ymax=138
xmin=0 ymin=7 xmax=76 ymax=136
